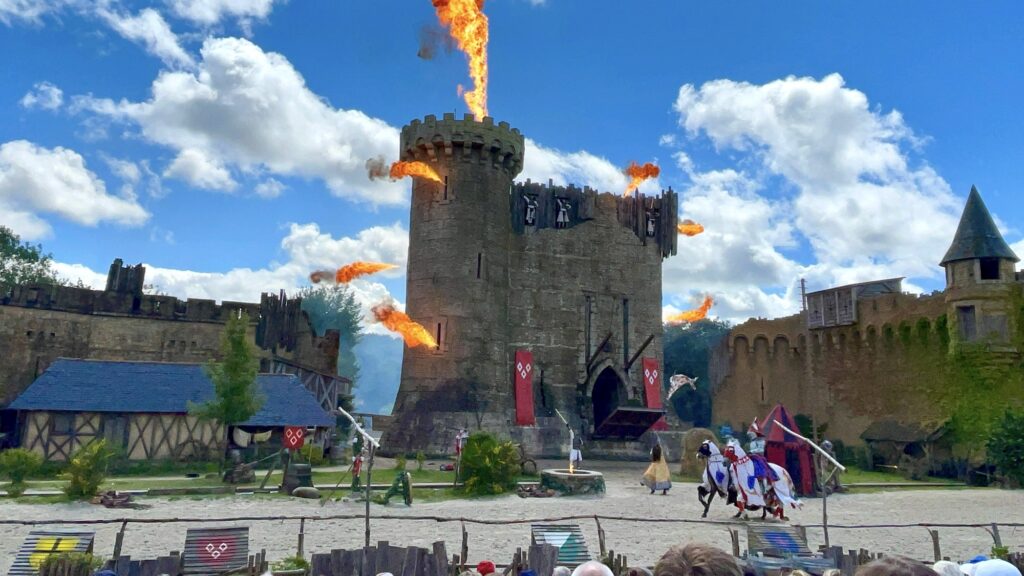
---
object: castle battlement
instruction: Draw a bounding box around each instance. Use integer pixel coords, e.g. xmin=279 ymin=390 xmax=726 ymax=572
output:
xmin=510 ymin=179 xmax=678 ymax=259
xmin=400 ymin=113 xmax=524 ymax=177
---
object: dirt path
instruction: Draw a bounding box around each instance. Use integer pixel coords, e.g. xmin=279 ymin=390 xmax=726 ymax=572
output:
xmin=2 ymin=464 xmax=1022 ymax=568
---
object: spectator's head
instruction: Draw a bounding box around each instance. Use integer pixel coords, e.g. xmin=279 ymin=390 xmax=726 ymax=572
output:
xmin=855 ymin=556 xmax=938 ymax=576
xmin=553 ymin=567 xmax=572 ymax=576
xmin=476 ymin=561 xmax=496 ymax=576
xmin=571 ymin=561 xmax=615 ymax=576
xmin=933 ymin=561 xmax=963 ymax=576
xmin=822 ymin=570 xmax=842 ymax=576
xmin=968 ymin=559 xmax=1023 ymax=576
xmin=629 ymin=567 xmax=654 ymax=576
xmin=654 ymin=543 xmax=742 ymax=576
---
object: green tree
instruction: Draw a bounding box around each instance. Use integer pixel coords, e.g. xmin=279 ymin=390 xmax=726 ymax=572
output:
xmin=0 ymin=448 xmax=43 ymax=496
xmin=460 ymin=432 xmax=520 ymax=495
xmin=988 ymin=409 xmax=1024 ymax=486
xmin=191 ymin=311 xmax=264 ymax=431
xmin=298 ymin=285 xmax=363 ymax=384
xmin=0 ymin=225 xmax=63 ymax=291
xmin=662 ymin=318 xmax=731 ymax=427
xmin=62 ymin=439 xmax=114 ymax=499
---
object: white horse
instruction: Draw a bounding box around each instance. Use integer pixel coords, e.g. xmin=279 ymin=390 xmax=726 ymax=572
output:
xmin=698 ymin=439 xmax=801 ymax=520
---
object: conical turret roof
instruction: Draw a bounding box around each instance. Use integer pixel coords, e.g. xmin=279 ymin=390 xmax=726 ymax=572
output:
xmin=941 ymin=186 xmax=1019 ymax=266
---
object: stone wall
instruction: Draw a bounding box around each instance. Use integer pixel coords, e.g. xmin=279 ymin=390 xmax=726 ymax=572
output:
xmin=0 ymin=262 xmax=340 ymax=407
xmin=711 ymin=291 xmax=951 ymax=445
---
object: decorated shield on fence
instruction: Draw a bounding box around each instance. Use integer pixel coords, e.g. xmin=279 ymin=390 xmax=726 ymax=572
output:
xmin=283 ymin=426 xmax=305 ymax=450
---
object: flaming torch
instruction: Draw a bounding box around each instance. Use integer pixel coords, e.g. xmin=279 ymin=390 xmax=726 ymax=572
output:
xmin=310 ymin=262 xmax=399 ymax=285
xmin=666 ymin=295 xmax=714 ymax=325
xmin=624 ymin=161 xmax=660 ymax=196
xmin=677 ymin=219 xmax=705 ymax=237
xmin=371 ymin=302 xmax=438 ymax=349
xmin=432 ymin=0 xmax=489 ymax=120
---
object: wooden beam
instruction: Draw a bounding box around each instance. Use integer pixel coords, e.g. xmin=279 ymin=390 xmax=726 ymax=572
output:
xmin=624 ymin=334 xmax=655 ymax=372
xmin=587 ymin=332 xmax=613 ymax=369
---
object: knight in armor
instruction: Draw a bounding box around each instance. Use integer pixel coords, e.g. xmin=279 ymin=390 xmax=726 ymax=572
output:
xmin=746 ymin=419 xmax=770 ymax=494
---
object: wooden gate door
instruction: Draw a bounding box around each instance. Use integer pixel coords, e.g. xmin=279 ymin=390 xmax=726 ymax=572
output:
xmin=103 ymin=415 xmax=128 ymax=452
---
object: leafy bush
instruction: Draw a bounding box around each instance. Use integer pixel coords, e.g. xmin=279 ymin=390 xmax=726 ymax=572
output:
xmin=299 ymin=443 xmax=326 ymax=466
xmin=62 ymin=439 xmax=114 ymax=500
xmin=0 ymin=448 xmax=42 ymax=496
xmin=988 ymin=409 xmax=1024 ymax=486
xmin=415 ymin=451 xmax=426 ymax=471
xmin=40 ymin=552 xmax=103 ymax=573
xmin=394 ymin=454 xmax=407 ymax=471
xmin=271 ymin=555 xmax=310 ymax=571
xmin=460 ymin=432 xmax=520 ymax=495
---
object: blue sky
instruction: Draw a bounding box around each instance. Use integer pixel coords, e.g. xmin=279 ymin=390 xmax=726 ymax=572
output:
xmin=1 ymin=0 xmax=1022 ymax=327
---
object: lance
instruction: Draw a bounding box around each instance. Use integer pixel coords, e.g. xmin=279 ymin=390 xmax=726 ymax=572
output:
xmin=772 ymin=419 xmax=845 ymax=471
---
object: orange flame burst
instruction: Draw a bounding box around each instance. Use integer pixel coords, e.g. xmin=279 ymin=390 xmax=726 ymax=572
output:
xmin=677 ymin=219 xmax=705 ymax=237
xmin=433 ymin=0 xmax=489 ymax=120
xmin=390 ymin=161 xmax=442 ymax=183
xmin=666 ymin=296 xmax=714 ymax=325
xmin=310 ymin=262 xmax=398 ymax=285
xmin=624 ymin=161 xmax=660 ymax=196
xmin=372 ymin=302 xmax=438 ymax=348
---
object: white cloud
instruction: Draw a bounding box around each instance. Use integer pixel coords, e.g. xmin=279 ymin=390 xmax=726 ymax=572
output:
xmin=56 ymin=221 xmax=410 ymax=336
xmin=674 ymin=73 xmax=960 ymax=277
xmin=0 ymin=0 xmax=72 ymax=25
xmin=664 ymin=168 xmax=802 ymax=323
xmin=521 ymin=138 xmax=662 ymax=195
xmin=164 ymin=148 xmax=237 ymax=191
xmin=1012 ymin=239 xmax=1024 ymax=271
xmin=167 ymin=0 xmax=278 ymax=27
xmin=96 ymin=6 xmax=195 ymax=69
xmin=20 ymin=81 xmax=63 ymax=110
xmin=0 ymin=140 xmax=150 ymax=240
xmin=75 ymin=37 xmax=406 ymax=205
xmin=670 ymin=73 xmax=968 ymax=322
xmin=254 ymin=177 xmax=285 ymax=198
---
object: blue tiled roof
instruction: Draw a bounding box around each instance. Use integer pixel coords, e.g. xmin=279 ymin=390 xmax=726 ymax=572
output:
xmin=9 ymin=359 xmax=334 ymax=428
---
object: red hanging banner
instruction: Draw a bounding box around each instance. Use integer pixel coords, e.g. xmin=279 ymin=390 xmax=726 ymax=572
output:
xmin=642 ymin=357 xmax=668 ymax=431
xmin=282 ymin=426 xmax=305 ymax=450
xmin=513 ymin=350 xmax=536 ymax=426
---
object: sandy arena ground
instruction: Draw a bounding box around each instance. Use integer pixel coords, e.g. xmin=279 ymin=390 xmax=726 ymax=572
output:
xmin=2 ymin=462 xmax=1022 ymax=567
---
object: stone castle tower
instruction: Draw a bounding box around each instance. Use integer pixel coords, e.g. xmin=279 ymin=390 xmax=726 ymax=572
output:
xmin=941 ymin=186 xmax=1021 ymax=349
xmin=383 ymin=114 xmax=678 ymax=455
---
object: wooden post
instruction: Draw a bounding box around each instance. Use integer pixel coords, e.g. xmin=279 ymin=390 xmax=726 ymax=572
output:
xmin=729 ymin=528 xmax=740 ymax=557
xmin=259 ymin=450 xmax=282 ymax=490
xmin=928 ymin=529 xmax=941 ymax=563
xmin=297 ymin=517 xmax=306 ymax=558
xmin=461 ymin=522 xmax=469 ymax=571
xmin=112 ymin=520 xmax=128 ymax=558
xmin=595 ymin=516 xmax=607 ymax=557
xmin=991 ymin=523 xmax=1003 ymax=548
xmin=365 ymin=442 xmax=376 ymax=548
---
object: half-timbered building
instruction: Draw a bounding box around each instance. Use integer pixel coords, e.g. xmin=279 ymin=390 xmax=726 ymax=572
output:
xmin=8 ymin=358 xmax=334 ymax=461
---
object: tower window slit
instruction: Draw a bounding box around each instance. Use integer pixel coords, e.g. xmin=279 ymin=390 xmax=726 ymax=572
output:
xmin=443 ymin=176 xmax=448 ymax=201
xmin=436 ymin=323 xmax=442 ymax=350
xmin=476 ymin=253 xmax=482 ymax=279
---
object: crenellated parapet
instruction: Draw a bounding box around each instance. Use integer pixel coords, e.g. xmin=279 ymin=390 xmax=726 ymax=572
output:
xmin=510 ymin=180 xmax=678 ymax=259
xmin=400 ymin=113 xmax=524 ymax=178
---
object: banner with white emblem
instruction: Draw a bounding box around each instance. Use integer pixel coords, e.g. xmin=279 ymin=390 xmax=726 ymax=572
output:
xmin=514 ymin=350 xmax=536 ymax=425
xmin=642 ymin=357 xmax=668 ymax=431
